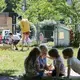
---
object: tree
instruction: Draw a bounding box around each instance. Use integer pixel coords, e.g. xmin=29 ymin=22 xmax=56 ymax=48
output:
xmin=15 ymin=0 xmax=80 ymax=24
xmin=16 ymin=0 xmax=63 ymax=23
xmin=0 ymin=0 xmax=6 ymax=12
xmin=50 ymin=0 xmax=80 ymax=46
xmin=4 ymin=0 xmax=21 ymax=12
xmin=25 ymin=0 xmax=63 ymax=23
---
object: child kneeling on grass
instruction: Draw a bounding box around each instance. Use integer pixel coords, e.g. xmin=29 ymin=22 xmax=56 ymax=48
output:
xmin=38 ymin=44 xmax=53 ymax=77
xmin=62 ymin=47 xmax=80 ymax=78
xmin=8 ymin=33 xmax=20 ymax=50
xmin=48 ymin=48 xmax=65 ymax=77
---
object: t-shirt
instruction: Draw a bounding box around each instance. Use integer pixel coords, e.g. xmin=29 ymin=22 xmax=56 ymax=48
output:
xmin=67 ymin=57 xmax=80 ymax=74
xmin=24 ymin=58 xmax=40 ymax=76
xmin=39 ymin=33 xmax=44 ymax=41
xmin=53 ymin=56 xmax=65 ymax=74
xmin=8 ymin=35 xmax=20 ymax=44
xmin=12 ymin=35 xmax=20 ymax=40
xmin=38 ymin=57 xmax=47 ymax=69
xmin=20 ymin=19 xmax=30 ymax=33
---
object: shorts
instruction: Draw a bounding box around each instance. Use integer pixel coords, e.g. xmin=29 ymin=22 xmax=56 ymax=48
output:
xmin=23 ymin=32 xmax=30 ymax=35
xmin=39 ymin=71 xmax=44 ymax=77
xmin=12 ymin=40 xmax=20 ymax=45
xmin=52 ymin=69 xmax=64 ymax=77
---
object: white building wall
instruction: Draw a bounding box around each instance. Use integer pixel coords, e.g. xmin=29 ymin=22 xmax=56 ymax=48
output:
xmin=53 ymin=27 xmax=70 ymax=46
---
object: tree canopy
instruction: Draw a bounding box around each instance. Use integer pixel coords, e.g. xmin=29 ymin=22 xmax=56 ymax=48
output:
xmin=4 ymin=0 xmax=21 ymax=12
xmin=0 ymin=0 xmax=6 ymax=12
xmin=2 ymin=0 xmax=80 ymax=25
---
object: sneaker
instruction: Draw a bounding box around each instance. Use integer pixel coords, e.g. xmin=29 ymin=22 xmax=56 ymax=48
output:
xmin=15 ymin=48 xmax=18 ymax=50
xmin=20 ymin=49 xmax=23 ymax=51
xmin=26 ymin=48 xmax=29 ymax=50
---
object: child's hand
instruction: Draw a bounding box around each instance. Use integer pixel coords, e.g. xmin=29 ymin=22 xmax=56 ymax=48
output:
xmin=47 ymin=73 xmax=52 ymax=76
xmin=48 ymin=64 xmax=53 ymax=70
xmin=46 ymin=56 xmax=53 ymax=59
xmin=45 ymin=71 xmax=52 ymax=76
xmin=46 ymin=55 xmax=50 ymax=58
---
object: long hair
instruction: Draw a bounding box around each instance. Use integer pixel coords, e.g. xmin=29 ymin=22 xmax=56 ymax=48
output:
xmin=25 ymin=47 xmax=40 ymax=66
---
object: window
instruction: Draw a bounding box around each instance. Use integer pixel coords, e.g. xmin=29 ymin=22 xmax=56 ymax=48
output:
xmin=59 ymin=32 xmax=64 ymax=39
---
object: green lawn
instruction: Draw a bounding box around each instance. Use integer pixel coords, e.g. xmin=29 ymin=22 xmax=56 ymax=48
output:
xmin=0 ymin=47 xmax=33 ymax=76
xmin=0 ymin=47 xmax=79 ymax=77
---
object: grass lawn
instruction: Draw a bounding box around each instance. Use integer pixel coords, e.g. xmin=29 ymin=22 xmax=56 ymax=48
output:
xmin=0 ymin=46 xmax=79 ymax=77
xmin=0 ymin=47 xmax=33 ymax=76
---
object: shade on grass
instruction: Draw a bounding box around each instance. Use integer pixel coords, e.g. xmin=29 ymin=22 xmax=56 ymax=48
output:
xmin=0 ymin=48 xmax=32 ymax=76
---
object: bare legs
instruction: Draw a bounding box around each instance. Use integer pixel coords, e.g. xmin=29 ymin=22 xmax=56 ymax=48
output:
xmin=21 ymin=33 xmax=30 ymax=51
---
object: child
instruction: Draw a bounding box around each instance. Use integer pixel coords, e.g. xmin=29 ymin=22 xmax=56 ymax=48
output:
xmin=48 ymin=48 xmax=65 ymax=77
xmin=18 ymin=16 xmax=30 ymax=51
xmin=24 ymin=47 xmax=44 ymax=78
xmin=62 ymin=47 xmax=80 ymax=78
xmin=39 ymin=33 xmax=44 ymax=43
xmin=77 ymin=44 xmax=80 ymax=60
xmin=8 ymin=33 xmax=20 ymax=50
xmin=38 ymin=44 xmax=52 ymax=76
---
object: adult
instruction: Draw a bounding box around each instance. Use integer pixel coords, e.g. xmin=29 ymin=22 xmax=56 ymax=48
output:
xmin=18 ymin=16 xmax=30 ymax=51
